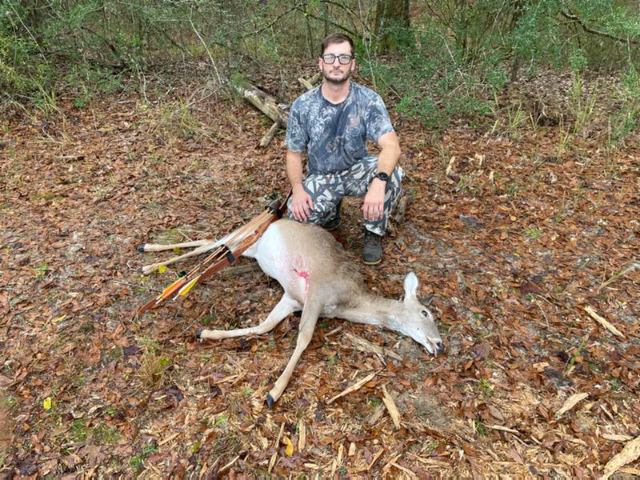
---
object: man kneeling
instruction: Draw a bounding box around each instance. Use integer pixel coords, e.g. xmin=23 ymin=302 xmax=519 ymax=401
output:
xmin=285 ymin=33 xmax=404 ymax=265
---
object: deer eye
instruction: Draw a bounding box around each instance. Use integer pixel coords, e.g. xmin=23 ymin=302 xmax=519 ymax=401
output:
xmin=421 ymin=310 xmax=429 ymax=317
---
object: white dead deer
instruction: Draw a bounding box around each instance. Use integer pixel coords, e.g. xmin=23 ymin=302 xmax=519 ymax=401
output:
xmin=139 ymin=219 xmax=444 ymax=407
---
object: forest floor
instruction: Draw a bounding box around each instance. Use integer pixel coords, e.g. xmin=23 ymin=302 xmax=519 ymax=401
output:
xmin=1 ymin=68 xmax=639 ymax=479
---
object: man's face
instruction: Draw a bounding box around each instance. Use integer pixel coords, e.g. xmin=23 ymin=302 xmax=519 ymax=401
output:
xmin=319 ymin=41 xmax=355 ymax=85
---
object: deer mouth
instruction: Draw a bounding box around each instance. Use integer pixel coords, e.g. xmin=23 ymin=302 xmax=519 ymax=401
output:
xmin=424 ymin=337 xmax=445 ymax=356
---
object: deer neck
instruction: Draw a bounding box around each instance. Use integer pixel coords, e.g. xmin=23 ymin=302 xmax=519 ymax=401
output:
xmin=332 ymin=293 xmax=403 ymax=331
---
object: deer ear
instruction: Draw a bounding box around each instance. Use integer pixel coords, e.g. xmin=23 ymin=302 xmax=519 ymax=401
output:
xmin=420 ymin=295 xmax=434 ymax=306
xmin=403 ymin=272 xmax=419 ymax=299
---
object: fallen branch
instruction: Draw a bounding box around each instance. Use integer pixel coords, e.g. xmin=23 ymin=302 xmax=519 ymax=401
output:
xmin=259 ymin=121 xmax=282 ymax=148
xmin=230 ymin=82 xmax=288 ymax=147
xmin=231 ymin=83 xmax=287 ymax=125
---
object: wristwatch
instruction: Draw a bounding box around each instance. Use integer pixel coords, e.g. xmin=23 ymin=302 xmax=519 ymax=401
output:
xmin=373 ymin=172 xmax=390 ymax=183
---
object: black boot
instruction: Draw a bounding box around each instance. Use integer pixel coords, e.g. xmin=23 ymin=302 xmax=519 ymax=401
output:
xmin=362 ymin=229 xmax=382 ymax=265
xmin=322 ymin=199 xmax=343 ymax=231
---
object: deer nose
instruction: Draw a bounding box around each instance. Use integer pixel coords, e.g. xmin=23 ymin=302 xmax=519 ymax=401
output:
xmin=435 ymin=341 xmax=445 ymax=355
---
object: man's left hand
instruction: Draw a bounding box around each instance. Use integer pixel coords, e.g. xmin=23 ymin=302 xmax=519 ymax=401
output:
xmin=362 ymin=179 xmax=386 ymax=221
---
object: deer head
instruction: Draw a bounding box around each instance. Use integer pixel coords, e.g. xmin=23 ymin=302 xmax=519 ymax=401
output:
xmin=396 ymin=272 xmax=444 ymax=355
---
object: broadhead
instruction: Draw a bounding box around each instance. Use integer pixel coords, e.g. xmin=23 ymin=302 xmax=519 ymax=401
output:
xmin=266 ymin=394 xmax=275 ymax=409
xmin=136 ymin=244 xmax=146 ymax=253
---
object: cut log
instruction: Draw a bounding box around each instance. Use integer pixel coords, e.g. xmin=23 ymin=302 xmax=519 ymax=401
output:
xmin=298 ymin=72 xmax=321 ymax=91
xmin=230 ymin=82 xmax=288 ymax=147
xmin=231 ymin=83 xmax=288 ymax=125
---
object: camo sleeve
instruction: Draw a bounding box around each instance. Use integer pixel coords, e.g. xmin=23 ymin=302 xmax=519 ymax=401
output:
xmin=365 ymin=93 xmax=394 ymax=143
xmin=285 ymin=98 xmax=309 ymax=152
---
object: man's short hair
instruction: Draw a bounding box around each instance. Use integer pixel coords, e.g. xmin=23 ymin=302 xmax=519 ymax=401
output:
xmin=320 ymin=33 xmax=354 ymax=57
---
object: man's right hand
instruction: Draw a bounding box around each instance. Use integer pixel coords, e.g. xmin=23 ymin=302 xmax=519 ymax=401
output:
xmin=290 ymin=187 xmax=314 ymax=222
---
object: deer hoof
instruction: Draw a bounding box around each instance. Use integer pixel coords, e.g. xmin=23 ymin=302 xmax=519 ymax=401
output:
xmin=136 ymin=244 xmax=146 ymax=252
xmin=196 ymin=329 xmax=204 ymax=339
xmin=266 ymin=393 xmax=275 ymax=409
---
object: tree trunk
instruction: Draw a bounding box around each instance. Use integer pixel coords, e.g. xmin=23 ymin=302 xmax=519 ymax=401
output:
xmin=509 ymin=0 xmax=526 ymax=82
xmin=374 ymin=0 xmax=410 ymax=52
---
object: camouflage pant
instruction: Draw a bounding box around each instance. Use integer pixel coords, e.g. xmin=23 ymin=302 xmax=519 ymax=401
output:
xmin=287 ymin=156 xmax=404 ymax=236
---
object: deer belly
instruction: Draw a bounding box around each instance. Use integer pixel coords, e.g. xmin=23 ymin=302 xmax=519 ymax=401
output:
xmin=253 ymin=225 xmax=311 ymax=301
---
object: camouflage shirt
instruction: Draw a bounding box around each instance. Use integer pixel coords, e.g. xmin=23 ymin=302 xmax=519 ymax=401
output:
xmin=285 ymin=82 xmax=394 ymax=174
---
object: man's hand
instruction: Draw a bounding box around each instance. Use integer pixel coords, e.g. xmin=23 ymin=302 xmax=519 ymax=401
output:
xmin=291 ymin=186 xmax=314 ymax=222
xmin=362 ymin=179 xmax=386 ymax=221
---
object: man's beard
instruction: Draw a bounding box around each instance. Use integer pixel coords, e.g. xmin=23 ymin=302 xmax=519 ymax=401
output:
xmin=323 ymin=67 xmax=352 ymax=84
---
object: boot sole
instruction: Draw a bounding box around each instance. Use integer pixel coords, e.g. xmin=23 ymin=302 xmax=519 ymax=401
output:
xmin=361 ymin=256 xmax=382 ymax=265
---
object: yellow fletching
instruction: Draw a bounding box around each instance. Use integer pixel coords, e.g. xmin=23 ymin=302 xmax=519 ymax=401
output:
xmin=178 ymin=277 xmax=199 ymax=296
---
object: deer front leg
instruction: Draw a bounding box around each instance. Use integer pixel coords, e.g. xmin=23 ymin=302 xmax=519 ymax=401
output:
xmin=266 ymin=297 xmax=321 ymax=408
xmin=197 ymin=293 xmax=300 ymax=340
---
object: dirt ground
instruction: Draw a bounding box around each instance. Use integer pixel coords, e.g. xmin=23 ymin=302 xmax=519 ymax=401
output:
xmin=1 ymin=71 xmax=639 ymax=478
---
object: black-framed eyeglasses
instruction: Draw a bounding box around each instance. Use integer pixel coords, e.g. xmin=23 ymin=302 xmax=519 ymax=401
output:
xmin=321 ymin=54 xmax=354 ymax=65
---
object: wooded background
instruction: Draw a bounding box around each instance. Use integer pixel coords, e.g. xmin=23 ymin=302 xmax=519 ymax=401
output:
xmin=2 ymin=0 xmax=640 ymax=133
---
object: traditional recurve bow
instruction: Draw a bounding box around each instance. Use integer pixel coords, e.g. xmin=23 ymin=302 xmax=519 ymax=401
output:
xmin=135 ymin=194 xmax=289 ymax=318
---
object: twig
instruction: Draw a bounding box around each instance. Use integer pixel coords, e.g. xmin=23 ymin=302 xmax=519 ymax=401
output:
xmin=6 ymin=3 xmax=48 ymax=62
xmin=189 ymin=7 xmax=223 ymax=85
xmin=293 ymin=6 xmax=358 ymax=38
xmin=561 ymin=10 xmax=640 ymax=47
xmin=486 ymin=424 xmax=520 ymax=435
xmin=584 ymin=306 xmax=624 ymax=338
xmin=327 ymin=371 xmax=378 ymax=404
xmin=599 ymin=262 xmax=639 ymax=290
xmin=239 ymin=4 xmax=302 ymax=40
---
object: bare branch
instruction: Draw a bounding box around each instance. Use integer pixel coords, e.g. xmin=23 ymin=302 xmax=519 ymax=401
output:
xmin=560 ymin=10 xmax=640 ymax=47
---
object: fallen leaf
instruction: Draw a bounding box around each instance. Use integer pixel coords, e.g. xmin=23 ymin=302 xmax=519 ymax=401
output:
xmin=556 ymin=393 xmax=588 ymax=418
xmin=284 ymin=436 xmax=294 ymax=456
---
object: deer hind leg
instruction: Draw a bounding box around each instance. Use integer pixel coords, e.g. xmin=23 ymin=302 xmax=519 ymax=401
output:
xmin=266 ymin=296 xmax=322 ymax=408
xmin=139 ymin=242 xmax=219 ymax=274
xmin=137 ymin=239 xmax=214 ymax=252
xmin=197 ymin=293 xmax=300 ymax=341
xmin=137 ymin=230 xmax=240 ymax=274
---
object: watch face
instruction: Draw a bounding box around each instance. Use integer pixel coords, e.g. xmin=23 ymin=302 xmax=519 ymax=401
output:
xmin=376 ymin=172 xmax=390 ymax=182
